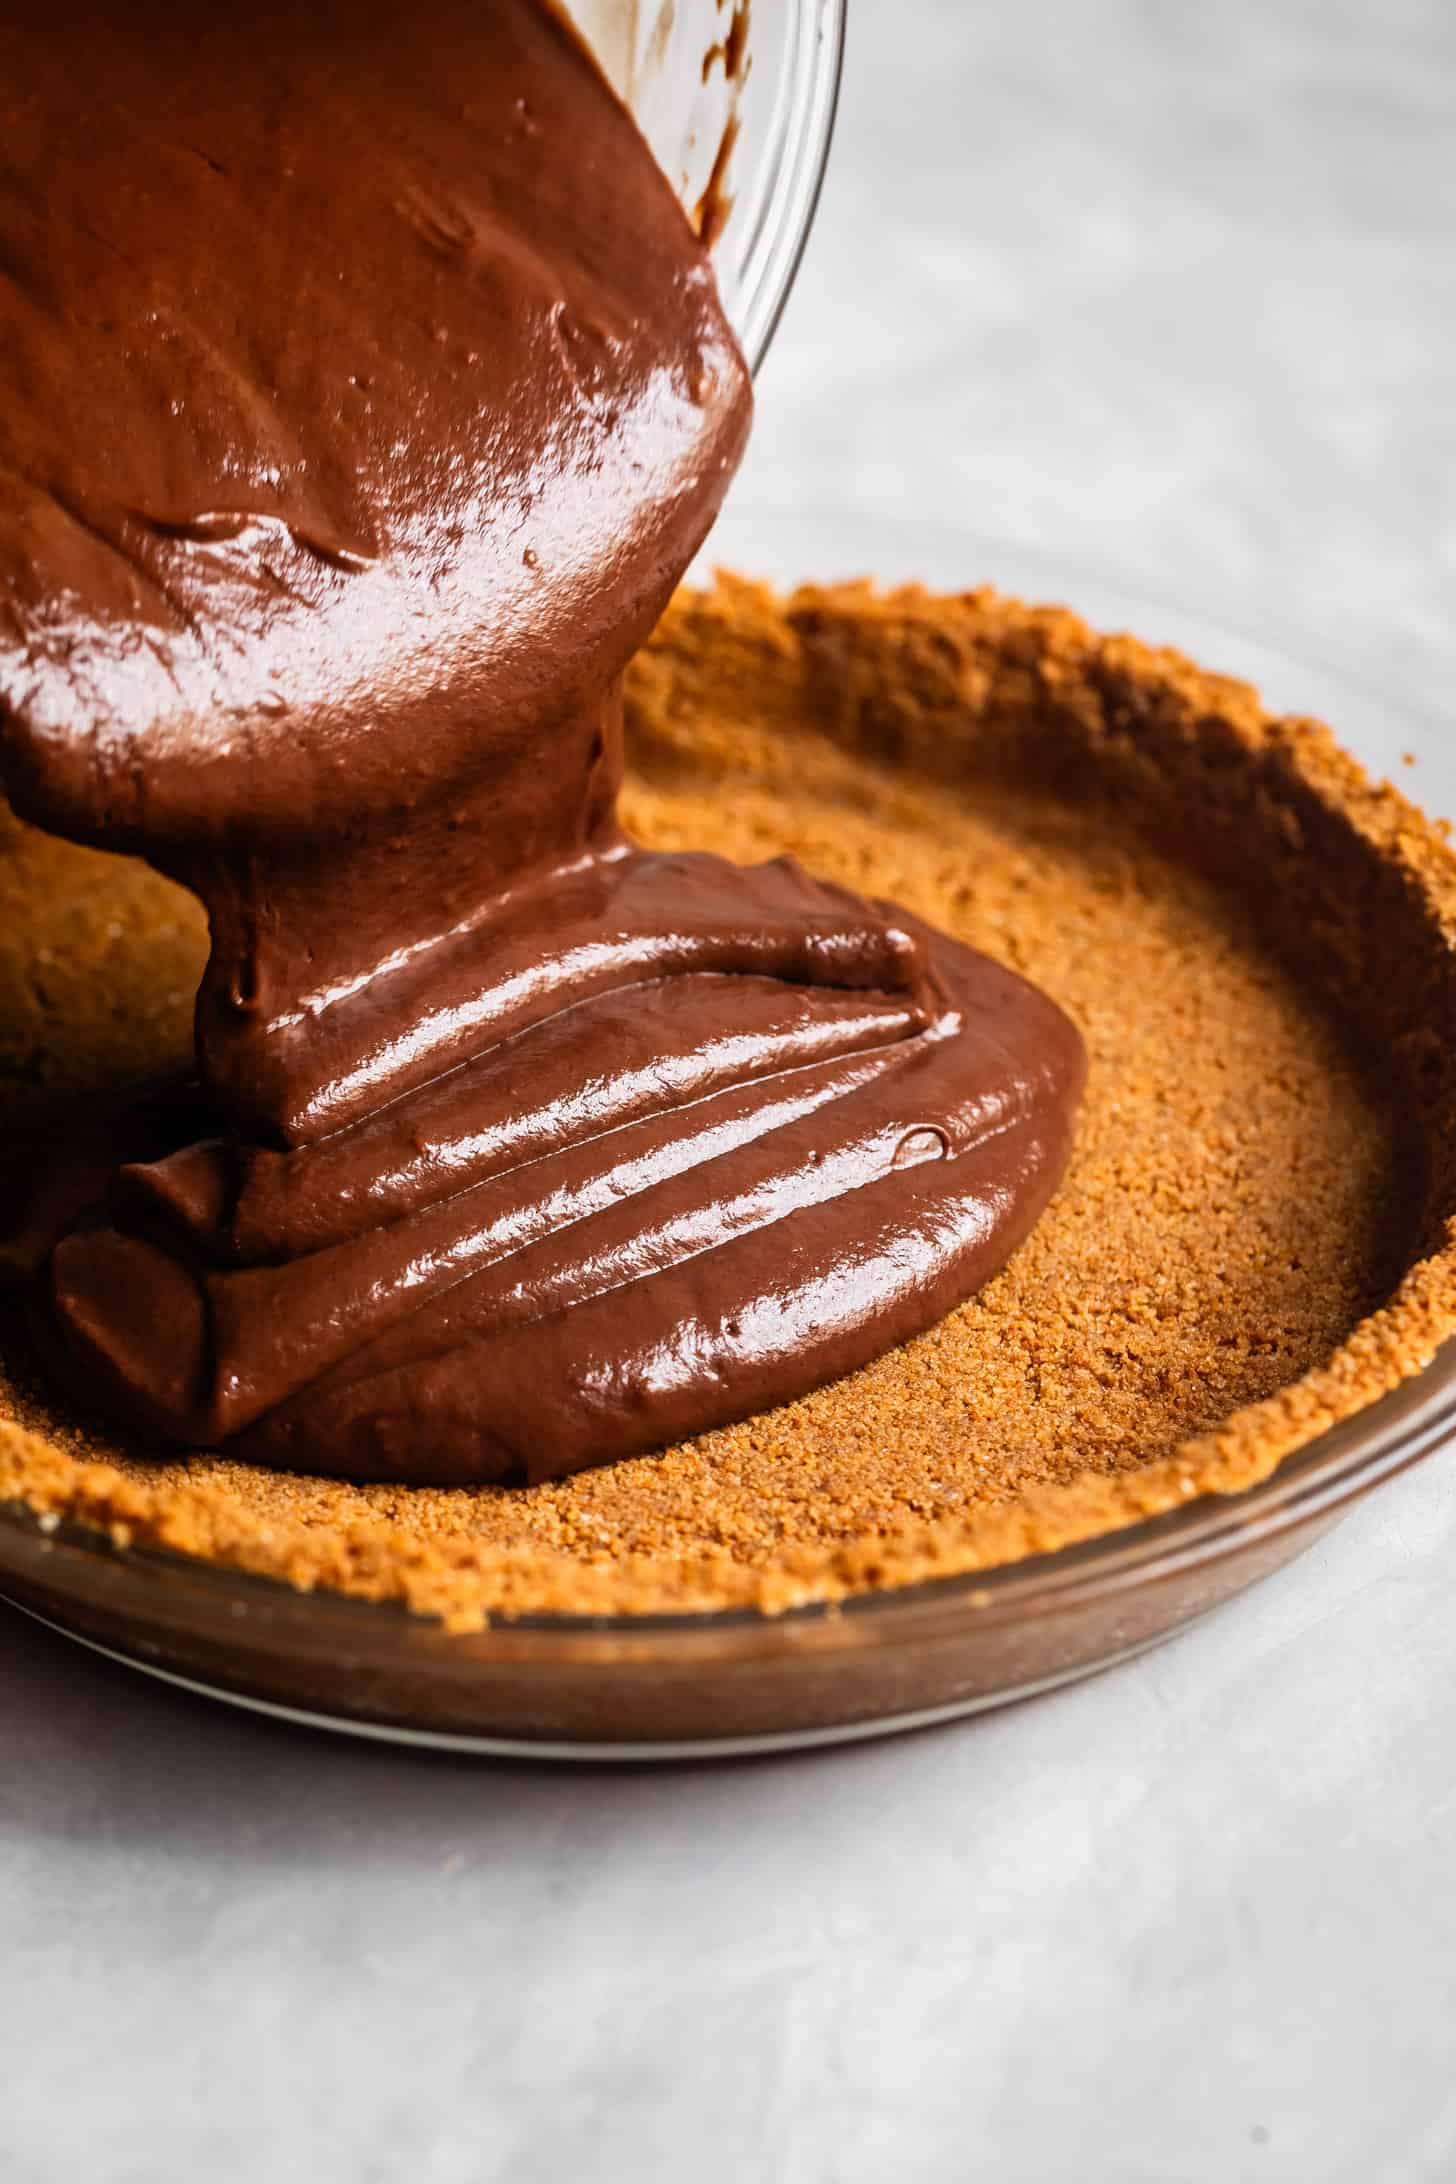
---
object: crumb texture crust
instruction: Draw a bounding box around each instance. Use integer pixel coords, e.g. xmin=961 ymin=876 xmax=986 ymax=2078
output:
xmin=3 ymin=576 xmax=1455 ymax=1623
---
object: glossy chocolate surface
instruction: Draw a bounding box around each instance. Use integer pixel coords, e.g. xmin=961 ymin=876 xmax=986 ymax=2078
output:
xmin=0 ymin=0 xmax=1084 ymax=1483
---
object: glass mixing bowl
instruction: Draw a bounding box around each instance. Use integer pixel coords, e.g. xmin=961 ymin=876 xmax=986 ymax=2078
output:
xmin=565 ymin=0 xmax=846 ymax=369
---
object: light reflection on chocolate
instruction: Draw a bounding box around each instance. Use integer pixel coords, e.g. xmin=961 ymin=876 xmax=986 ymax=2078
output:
xmin=1 ymin=0 xmax=1084 ymax=1485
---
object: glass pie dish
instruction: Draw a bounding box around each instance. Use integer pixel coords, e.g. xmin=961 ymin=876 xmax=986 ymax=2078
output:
xmin=2 ymin=509 xmax=1452 ymax=1759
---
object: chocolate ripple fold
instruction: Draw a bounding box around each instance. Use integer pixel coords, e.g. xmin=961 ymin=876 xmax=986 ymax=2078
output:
xmin=0 ymin=0 xmax=1085 ymax=1484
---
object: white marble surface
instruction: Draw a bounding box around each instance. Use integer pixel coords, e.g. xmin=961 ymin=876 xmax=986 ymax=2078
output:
xmin=4 ymin=3 xmax=1456 ymax=2178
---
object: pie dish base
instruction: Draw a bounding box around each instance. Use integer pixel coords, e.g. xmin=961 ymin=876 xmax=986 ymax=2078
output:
xmin=3 ymin=518 xmax=1454 ymax=1750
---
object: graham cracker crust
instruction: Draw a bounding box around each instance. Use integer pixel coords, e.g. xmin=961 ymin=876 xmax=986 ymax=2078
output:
xmin=3 ymin=574 xmax=1455 ymax=1626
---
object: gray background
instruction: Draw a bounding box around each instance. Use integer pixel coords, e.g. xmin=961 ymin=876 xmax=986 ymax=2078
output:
xmin=4 ymin=3 xmax=1455 ymax=2179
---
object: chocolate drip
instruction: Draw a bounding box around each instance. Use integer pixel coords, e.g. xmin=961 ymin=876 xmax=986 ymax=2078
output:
xmin=0 ymin=0 xmax=1085 ymax=1485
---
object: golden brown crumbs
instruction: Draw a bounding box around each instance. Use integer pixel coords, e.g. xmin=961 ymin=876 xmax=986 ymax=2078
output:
xmin=2 ymin=572 xmax=1455 ymax=1627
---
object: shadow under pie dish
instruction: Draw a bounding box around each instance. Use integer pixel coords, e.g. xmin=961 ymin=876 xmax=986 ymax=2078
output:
xmin=2 ymin=569 xmax=1455 ymax=1753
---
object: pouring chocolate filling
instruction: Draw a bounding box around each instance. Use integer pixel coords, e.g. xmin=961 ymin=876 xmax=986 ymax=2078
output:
xmin=0 ymin=0 xmax=1085 ymax=1486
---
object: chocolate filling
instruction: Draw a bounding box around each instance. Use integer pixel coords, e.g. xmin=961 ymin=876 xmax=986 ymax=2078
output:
xmin=0 ymin=0 xmax=1084 ymax=1485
